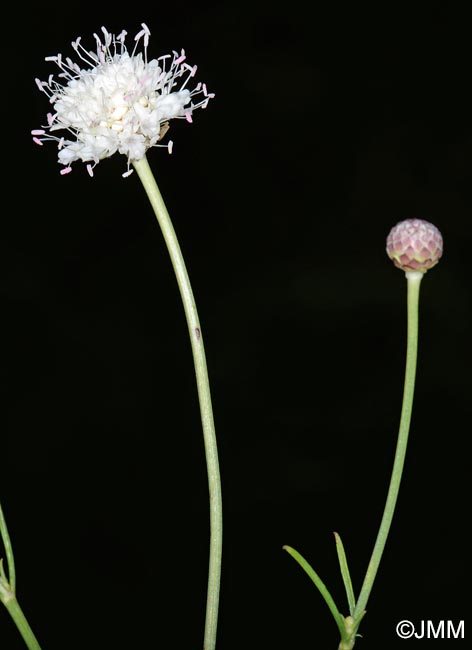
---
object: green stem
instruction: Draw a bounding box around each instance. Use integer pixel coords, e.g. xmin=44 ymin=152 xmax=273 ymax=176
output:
xmin=354 ymin=271 xmax=423 ymax=619
xmin=1 ymin=590 xmax=42 ymax=650
xmin=132 ymin=155 xmax=222 ymax=650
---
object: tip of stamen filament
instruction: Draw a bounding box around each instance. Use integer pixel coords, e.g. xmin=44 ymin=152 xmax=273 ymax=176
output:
xmin=60 ymin=166 xmax=72 ymax=175
xmin=135 ymin=23 xmax=150 ymax=45
xmin=100 ymin=26 xmax=112 ymax=47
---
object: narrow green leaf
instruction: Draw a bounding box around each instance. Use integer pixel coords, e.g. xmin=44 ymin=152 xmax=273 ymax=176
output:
xmin=334 ymin=532 xmax=356 ymax=616
xmin=0 ymin=501 xmax=16 ymax=592
xmin=283 ymin=545 xmax=346 ymax=639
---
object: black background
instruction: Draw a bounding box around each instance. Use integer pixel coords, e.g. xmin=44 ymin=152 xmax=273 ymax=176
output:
xmin=2 ymin=3 xmax=470 ymax=648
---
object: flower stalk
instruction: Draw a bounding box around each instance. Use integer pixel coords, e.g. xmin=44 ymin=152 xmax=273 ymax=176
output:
xmin=132 ymin=155 xmax=222 ymax=650
xmin=31 ymin=23 xmax=219 ymax=649
xmin=284 ymin=219 xmax=443 ymax=648
xmin=353 ymin=269 xmax=422 ymax=618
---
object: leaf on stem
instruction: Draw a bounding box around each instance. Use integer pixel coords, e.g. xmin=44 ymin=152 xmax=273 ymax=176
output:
xmin=283 ymin=545 xmax=346 ymax=639
xmin=0 ymin=558 xmax=6 ymax=582
xmin=334 ymin=532 xmax=356 ymax=616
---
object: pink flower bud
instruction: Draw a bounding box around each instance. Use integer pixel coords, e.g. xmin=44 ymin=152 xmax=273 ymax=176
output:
xmin=386 ymin=218 xmax=443 ymax=273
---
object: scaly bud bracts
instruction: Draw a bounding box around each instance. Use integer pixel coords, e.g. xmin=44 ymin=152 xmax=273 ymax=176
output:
xmin=386 ymin=218 xmax=443 ymax=273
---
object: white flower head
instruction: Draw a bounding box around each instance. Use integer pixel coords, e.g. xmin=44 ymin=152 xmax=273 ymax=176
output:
xmin=32 ymin=23 xmax=214 ymax=177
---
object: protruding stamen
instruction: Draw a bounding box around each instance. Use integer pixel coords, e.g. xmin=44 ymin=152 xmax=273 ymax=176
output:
xmin=101 ymin=26 xmax=112 ymax=48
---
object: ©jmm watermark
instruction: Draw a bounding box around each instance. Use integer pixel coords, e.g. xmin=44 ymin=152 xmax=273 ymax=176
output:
xmin=396 ymin=620 xmax=465 ymax=640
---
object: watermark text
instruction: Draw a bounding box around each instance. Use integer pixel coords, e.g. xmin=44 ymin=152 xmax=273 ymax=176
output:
xmin=396 ymin=620 xmax=465 ymax=640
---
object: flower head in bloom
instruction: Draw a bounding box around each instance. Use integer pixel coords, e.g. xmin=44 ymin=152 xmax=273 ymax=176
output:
xmin=32 ymin=23 xmax=214 ymax=177
xmin=386 ymin=218 xmax=443 ymax=273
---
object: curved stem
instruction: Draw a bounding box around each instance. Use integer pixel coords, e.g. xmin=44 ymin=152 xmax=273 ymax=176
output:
xmin=133 ymin=155 xmax=222 ymax=650
xmin=354 ymin=271 xmax=423 ymax=619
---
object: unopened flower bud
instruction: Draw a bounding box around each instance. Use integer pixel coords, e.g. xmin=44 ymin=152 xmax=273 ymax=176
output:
xmin=386 ymin=218 xmax=443 ymax=273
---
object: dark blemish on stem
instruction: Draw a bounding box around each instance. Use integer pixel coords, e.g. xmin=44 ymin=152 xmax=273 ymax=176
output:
xmin=195 ymin=327 xmax=201 ymax=341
